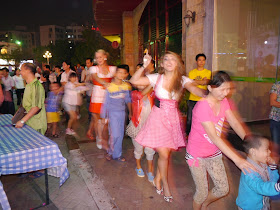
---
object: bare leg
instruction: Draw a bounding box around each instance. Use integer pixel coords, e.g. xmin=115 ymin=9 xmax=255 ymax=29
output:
xmin=102 ymin=122 xmax=109 ymax=150
xmin=156 ymin=148 xmax=171 ymax=196
xmin=201 ymin=192 xmax=219 ymax=210
xmin=136 ymin=159 xmax=142 ymax=169
xmin=67 ymin=111 xmax=77 ymax=130
xmin=86 ymin=113 xmax=95 ymax=137
xmin=147 ymin=160 xmax=153 ymax=173
xmin=52 ymin=122 xmax=57 ymax=135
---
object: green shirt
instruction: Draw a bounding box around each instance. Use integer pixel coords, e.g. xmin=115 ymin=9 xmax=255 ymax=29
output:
xmin=22 ymin=78 xmax=47 ymax=134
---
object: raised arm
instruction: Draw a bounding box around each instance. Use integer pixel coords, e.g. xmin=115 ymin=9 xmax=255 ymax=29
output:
xmin=130 ymin=67 xmax=151 ymax=86
xmin=201 ymin=121 xmax=256 ymax=174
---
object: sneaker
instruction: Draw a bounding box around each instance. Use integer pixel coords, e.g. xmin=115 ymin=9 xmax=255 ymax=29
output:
xmin=66 ymin=128 xmax=75 ymax=135
xmin=147 ymin=172 xmax=154 ymax=182
xmin=135 ymin=168 xmax=145 ymax=177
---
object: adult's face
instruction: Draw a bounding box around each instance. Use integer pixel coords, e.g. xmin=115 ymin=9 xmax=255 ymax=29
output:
xmin=86 ymin=59 xmax=92 ymax=68
xmin=62 ymin=62 xmax=70 ymax=71
xmin=3 ymin=70 xmax=8 ymax=77
xmin=16 ymin=70 xmax=20 ymax=76
xmin=95 ymin=52 xmax=107 ymax=66
xmin=20 ymin=65 xmax=29 ymax=80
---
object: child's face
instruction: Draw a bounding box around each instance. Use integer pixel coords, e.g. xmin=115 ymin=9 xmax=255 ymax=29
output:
xmin=69 ymin=77 xmax=77 ymax=83
xmin=50 ymin=83 xmax=59 ymax=91
xmin=196 ymin=56 xmax=206 ymax=68
xmin=115 ymin=68 xmax=128 ymax=80
xmin=253 ymin=139 xmax=271 ymax=164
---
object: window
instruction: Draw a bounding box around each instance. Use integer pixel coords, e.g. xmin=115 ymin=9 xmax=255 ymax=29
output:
xmin=49 ymin=28 xmax=52 ymax=32
xmin=138 ymin=0 xmax=182 ymax=65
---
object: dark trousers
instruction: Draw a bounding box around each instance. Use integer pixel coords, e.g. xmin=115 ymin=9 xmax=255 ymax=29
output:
xmin=270 ymin=119 xmax=280 ymax=154
xmin=186 ymin=100 xmax=197 ymax=135
xmin=16 ymin=88 xmax=25 ymax=105
xmin=0 ymin=91 xmax=15 ymax=115
xmin=86 ymin=95 xmax=91 ymax=123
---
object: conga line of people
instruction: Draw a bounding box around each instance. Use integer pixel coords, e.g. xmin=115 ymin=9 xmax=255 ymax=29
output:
xmin=1 ymin=49 xmax=280 ymax=209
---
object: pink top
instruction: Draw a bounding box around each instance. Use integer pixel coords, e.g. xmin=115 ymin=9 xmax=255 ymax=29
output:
xmin=186 ymin=98 xmax=230 ymax=163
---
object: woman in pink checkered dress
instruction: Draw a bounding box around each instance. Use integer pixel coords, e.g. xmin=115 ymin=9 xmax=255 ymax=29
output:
xmin=130 ymin=51 xmax=206 ymax=203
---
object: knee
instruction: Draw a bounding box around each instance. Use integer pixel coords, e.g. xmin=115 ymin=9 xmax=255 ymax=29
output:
xmin=213 ymin=182 xmax=229 ymax=198
xmin=194 ymin=188 xmax=208 ymax=204
xmin=144 ymin=147 xmax=155 ymax=160
xmin=134 ymin=146 xmax=143 ymax=159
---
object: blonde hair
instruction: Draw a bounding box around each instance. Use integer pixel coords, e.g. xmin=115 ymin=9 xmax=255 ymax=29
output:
xmin=95 ymin=49 xmax=109 ymax=59
xmin=158 ymin=51 xmax=186 ymax=97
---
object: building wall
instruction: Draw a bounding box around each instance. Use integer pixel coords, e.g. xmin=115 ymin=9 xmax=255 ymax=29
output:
xmin=40 ymin=25 xmax=66 ymax=46
xmin=183 ymin=0 xmax=214 ymax=73
xmin=121 ymin=0 xmax=148 ymax=74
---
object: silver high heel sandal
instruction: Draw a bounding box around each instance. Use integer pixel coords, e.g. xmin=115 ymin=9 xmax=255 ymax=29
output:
xmin=152 ymin=180 xmax=163 ymax=195
xmin=164 ymin=195 xmax=173 ymax=203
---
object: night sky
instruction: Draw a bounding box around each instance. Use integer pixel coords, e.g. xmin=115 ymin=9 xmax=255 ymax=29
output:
xmin=0 ymin=0 xmax=94 ymax=30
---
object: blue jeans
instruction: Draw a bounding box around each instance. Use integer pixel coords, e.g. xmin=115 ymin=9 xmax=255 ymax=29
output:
xmin=270 ymin=119 xmax=280 ymax=154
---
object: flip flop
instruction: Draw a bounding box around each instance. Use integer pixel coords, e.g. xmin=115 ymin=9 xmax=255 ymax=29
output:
xmin=52 ymin=134 xmax=59 ymax=138
xmin=113 ymin=156 xmax=126 ymax=162
xmin=86 ymin=133 xmax=95 ymax=140
xmin=106 ymin=154 xmax=112 ymax=161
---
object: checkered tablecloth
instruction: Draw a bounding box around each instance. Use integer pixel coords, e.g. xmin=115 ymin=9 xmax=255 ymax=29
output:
xmin=0 ymin=114 xmax=69 ymax=210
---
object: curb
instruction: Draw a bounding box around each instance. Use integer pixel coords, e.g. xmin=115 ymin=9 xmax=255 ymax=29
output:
xmin=69 ymin=149 xmax=118 ymax=210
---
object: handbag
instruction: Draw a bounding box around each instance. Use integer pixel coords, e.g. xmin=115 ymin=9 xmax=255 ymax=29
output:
xmin=11 ymin=106 xmax=41 ymax=125
xmin=11 ymin=106 xmax=27 ymax=125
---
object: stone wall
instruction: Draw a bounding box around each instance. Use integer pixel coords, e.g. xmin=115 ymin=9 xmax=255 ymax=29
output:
xmin=122 ymin=0 xmax=149 ymax=75
xmin=183 ymin=0 xmax=214 ymax=73
xmin=122 ymin=12 xmax=134 ymax=73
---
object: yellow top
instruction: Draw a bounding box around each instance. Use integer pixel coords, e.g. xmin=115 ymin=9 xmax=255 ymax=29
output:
xmin=188 ymin=68 xmax=211 ymax=101
xmin=107 ymin=81 xmax=131 ymax=93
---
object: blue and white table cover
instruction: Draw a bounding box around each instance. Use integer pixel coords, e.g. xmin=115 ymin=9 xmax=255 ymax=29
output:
xmin=0 ymin=114 xmax=69 ymax=210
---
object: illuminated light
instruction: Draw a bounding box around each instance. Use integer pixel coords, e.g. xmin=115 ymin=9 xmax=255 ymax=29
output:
xmin=264 ymin=40 xmax=268 ymax=44
xmin=70 ymin=47 xmax=72 ymax=49
xmin=1 ymin=48 xmax=8 ymax=54
xmin=5 ymin=34 xmax=8 ymax=37
xmin=96 ymin=27 xmax=100 ymax=31
xmin=16 ymin=40 xmax=21 ymax=45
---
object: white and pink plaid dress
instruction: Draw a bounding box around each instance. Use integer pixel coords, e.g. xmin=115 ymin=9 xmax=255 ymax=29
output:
xmin=135 ymin=74 xmax=192 ymax=150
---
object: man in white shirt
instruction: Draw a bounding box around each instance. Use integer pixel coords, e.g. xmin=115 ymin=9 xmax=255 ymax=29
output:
xmin=60 ymin=61 xmax=75 ymax=86
xmin=0 ymin=68 xmax=15 ymax=114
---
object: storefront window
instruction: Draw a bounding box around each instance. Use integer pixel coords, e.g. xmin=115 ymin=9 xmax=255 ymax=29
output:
xmin=214 ymin=0 xmax=280 ymax=121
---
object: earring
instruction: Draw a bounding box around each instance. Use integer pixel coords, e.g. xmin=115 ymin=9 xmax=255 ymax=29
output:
xmin=104 ymin=58 xmax=107 ymax=60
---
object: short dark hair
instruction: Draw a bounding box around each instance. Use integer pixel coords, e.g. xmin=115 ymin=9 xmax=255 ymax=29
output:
xmin=136 ymin=63 xmax=143 ymax=68
xmin=117 ymin=64 xmax=129 ymax=73
xmin=69 ymin=72 xmax=77 ymax=80
xmin=86 ymin=58 xmax=93 ymax=62
xmin=45 ymin=65 xmax=50 ymax=70
xmin=55 ymin=65 xmax=61 ymax=69
xmin=23 ymin=63 xmax=36 ymax=75
xmin=51 ymin=82 xmax=61 ymax=87
xmin=195 ymin=53 xmax=206 ymax=61
xmin=1 ymin=67 xmax=9 ymax=72
xmin=209 ymin=71 xmax=231 ymax=88
xmin=81 ymin=64 xmax=86 ymax=68
xmin=63 ymin=60 xmax=71 ymax=66
xmin=243 ymin=135 xmax=269 ymax=154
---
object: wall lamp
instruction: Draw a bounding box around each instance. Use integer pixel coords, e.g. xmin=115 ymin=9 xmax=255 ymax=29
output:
xmin=184 ymin=10 xmax=196 ymax=27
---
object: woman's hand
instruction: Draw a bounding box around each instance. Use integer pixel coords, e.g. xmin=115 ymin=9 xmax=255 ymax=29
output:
xmin=143 ymin=54 xmax=152 ymax=69
xmin=235 ymin=158 xmax=256 ymax=175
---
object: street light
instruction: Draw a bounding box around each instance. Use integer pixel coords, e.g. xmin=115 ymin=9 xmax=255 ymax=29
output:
xmin=43 ymin=51 xmax=52 ymax=65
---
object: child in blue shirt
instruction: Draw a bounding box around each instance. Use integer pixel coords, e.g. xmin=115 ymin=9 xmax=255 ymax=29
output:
xmin=236 ymin=135 xmax=280 ymax=210
xmin=101 ymin=65 xmax=132 ymax=162
xmin=46 ymin=82 xmax=62 ymax=137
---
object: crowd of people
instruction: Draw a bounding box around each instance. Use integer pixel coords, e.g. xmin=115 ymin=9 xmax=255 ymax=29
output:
xmin=0 ymin=49 xmax=280 ymax=209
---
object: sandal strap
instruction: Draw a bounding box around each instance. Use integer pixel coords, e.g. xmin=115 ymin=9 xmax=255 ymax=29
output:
xmin=164 ymin=195 xmax=173 ymax=202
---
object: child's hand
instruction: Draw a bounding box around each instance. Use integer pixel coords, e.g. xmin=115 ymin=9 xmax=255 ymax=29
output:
xmin=128 ymin=113 xmax=132 ymax=120
xmin=268 ymin=156 xmax=279 ymax=165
